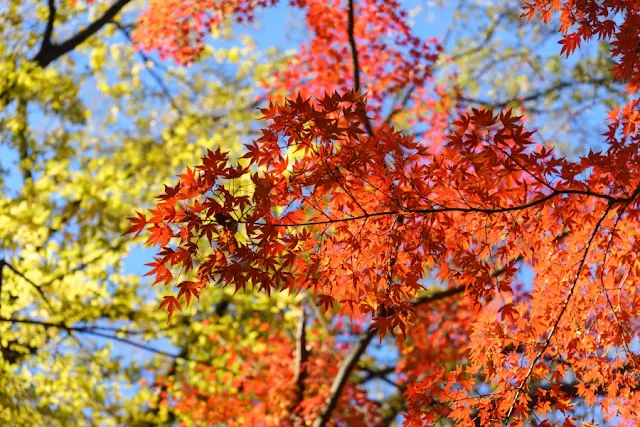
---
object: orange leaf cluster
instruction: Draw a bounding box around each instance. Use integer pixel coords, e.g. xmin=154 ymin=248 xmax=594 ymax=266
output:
xmin=133 ymin=0 xmax=444 ymax=125
xmin=522 ymin=0 xmax=640 ymax=93
xmin=159 ymin=320 xmax=380 ymax=425
xmin=129 ymin=0 xmax=640 ymax=425
xmin=133 ymin=0 xmax=277 ymax=63
xmin=133 ymin=90 xmax=640 ymax=423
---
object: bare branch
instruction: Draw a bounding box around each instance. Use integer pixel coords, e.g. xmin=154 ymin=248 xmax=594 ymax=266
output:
xmin=37 ymin=0 xmax=57 ymax=55
xmin=411 ymin=285 xmax=465 ymax=307
xmin=0 ymin=316 xmax=223 ymax=368
xmin=314 ymin=286 xmax=465 ymax=426
xmin=313 ymin=328 xmax=376 ymax=427
xmin=33 ymin=0 xmax=133 ymax=68
xmin=346 ymin=0 xmax=375 ymax=136
xmin=293 ymin=309 xmax=309 ymax=416
xmin=458 ymin=77 xmax=610 ymax=111
xmin=361 ymin=368 xmax=398 ymax=388
xmin=347 ymin=0 xmax=362 ymax=93
xmin=3 ymin=261 xmax=53 ymax=312
xmin=356 ymin=365 xmax=396 ymax=384
xmin=448 ymin=11 xmax=506 ymax=62
xmin=384 ymin=85 xmax=416 ymax=125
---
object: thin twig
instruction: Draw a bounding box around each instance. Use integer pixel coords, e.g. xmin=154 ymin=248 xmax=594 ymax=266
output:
xmin=0 ymin=316 xmax=221 ymax=368
xmin=384 ymin=85 xmax=416 ymax=125
xmin=3 ymin=262 xmax=54 ymax=312
xmin=597 ymin=202 xmax=637 ymax=368
xmin=458 ymin=77 xmax=610 ymax=111
xmin=346 ymin=0 xmax=374 ymax=136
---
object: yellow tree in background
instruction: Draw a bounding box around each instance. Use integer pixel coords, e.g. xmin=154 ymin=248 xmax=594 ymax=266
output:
xmin=0 ymin=0 xmax=297 ymax=424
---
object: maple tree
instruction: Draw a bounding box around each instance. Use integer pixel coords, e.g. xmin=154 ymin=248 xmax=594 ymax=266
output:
xmin=0 ymin=0 xmax=630 ymax=425
xmin=132 ymin=0 xmax=640 ymax=426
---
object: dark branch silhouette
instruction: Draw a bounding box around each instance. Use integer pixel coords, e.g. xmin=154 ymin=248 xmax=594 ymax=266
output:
xmin=0 ymin=316 xmax=223 ymax=368
xmin=33 ymin=0 xmax=133 ymax=68
xmin=313 ymin=286 xmax=465 ymax=427
xmin=346 ymin=0 xmax=375 ymax=136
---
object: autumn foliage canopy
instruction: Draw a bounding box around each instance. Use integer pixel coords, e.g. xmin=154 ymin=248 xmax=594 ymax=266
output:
xmin=127 ymin=0 xmax=640 ymax=425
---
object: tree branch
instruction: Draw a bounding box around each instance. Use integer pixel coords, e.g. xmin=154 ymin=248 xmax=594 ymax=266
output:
xmin=347 ymin=0 xmax=362 ymax=93
xmin=293 ymin=309 xmax=309 ymax=416
xmin=243 ymin=186 xmax=633 ymax=228
xmin=16 ymin=100 xmax=33 ymax=182
xmin=32 ymin=0 xmax=132 ymax=68
xmin=313 ymin=328 xmax=376 ymax=427
xmin=448 ymin=11 xmax=506 ymax=62
xmin=411 ymin=285 xmax=465 ymax=307
xmin=3 ymin=261 xmax=53 ymax=311
xmin=111 ymin=20 xmax=182 ymax=112
xmin=384 ymin=85 xmax=416 ymax=125
xmin=0 ymin=316 xmax=228 ymax=370
xmin=38 ymin=0 xmax=57 ymax=54
xmin=346 ymin=0 xmax=374 ymax=136
xmin=313 ymin=286 xmax=465 ymax=426
xmin=458 ymin=77 xmax=610 ymax=110
xmin=356 ymin=365 xmax=396 ymax=384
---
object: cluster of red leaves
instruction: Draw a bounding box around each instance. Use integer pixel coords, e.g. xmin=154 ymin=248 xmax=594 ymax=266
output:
xmin=128 ymin=0 xmax=640 ymax=424
xmin=522 ymin=1 xmax=640 ymax=145
xmin=130 ymin=88 xmax=640 ymax=423
xmin=156 ymin=317 xmax=380 ymax=425
xmin=133 ymin=0 xmax=443 ymax=122
xmin=523 ymin=0 xmax=640 ymax=114
xmin=266 ymin=0 xmax=442 ymax=118
xmin=132 ymin=0 xmax=277 ymax=63
xmin=67 ymin=0 xmax=95 ymax=6
xmin=130 ymin=91 xmax=469 ymax=325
